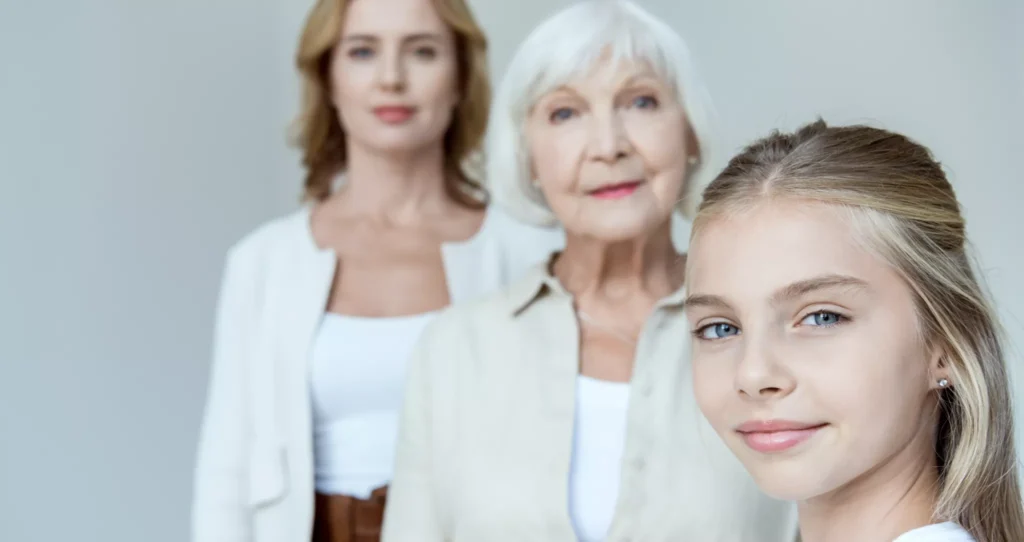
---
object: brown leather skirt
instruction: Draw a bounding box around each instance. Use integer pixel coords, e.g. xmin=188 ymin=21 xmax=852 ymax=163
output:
xmin=311 ymin=486 xmax=388 ymax=542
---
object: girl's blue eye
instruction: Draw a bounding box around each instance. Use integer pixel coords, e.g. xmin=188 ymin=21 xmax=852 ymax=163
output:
xmin=698 ymin=322 xmax=740 ymax=340
xmin=801 ymin=311 xmax=844 ymax=327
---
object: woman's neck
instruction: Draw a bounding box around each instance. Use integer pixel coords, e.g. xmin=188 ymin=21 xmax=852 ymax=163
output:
xmin=333 ymin=141 xmax=453 ymax=224
xmin=554 ymin=220 xmax=682 ymax=308
xmin=798 ymin=431 xmax=940 ymax=542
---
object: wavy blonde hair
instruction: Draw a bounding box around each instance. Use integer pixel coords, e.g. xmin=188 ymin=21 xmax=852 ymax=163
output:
xmin=291 ymin=0 xmax=491 ymax=207
xmin=693 ymin=119 xmax=1023 ymax=542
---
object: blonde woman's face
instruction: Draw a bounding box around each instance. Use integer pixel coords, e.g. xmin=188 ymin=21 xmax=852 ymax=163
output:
xmin=684 ymin=200 xmax=945 ymax=501
xmin=331 ymin=0 xmax=459 ymax=154
xmin=524 ymin=58 xmax=693 ymax=241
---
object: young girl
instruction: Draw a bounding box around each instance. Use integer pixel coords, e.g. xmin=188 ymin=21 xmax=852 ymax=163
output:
xmin=683 ymin=119 xmax=1024 ymax=541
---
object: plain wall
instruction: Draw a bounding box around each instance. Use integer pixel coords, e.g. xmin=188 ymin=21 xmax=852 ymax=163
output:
xmin=0 ymin=1 xmax=1020 ymax=540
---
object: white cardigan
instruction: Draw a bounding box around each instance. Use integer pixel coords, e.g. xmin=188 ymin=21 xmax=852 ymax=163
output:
xmin=190 ymin=205 xmax=566 ymax=542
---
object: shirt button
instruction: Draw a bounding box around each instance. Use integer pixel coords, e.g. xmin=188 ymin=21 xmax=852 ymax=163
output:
xmin=641 ymin=383 xmax=654 ymax=397
xmin=632 ymin=457 xmax=646 ymax=471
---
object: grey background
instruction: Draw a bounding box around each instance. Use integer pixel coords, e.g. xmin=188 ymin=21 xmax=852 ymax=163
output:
xmin=1 ymin=0 xmax=1021 ymax=540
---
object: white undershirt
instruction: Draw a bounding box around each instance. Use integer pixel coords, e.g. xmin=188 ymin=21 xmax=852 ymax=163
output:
xmin=892 ymin=522 xmax=975 ymax=542
xmin=310 ymin=311 xmax=437 ymax=498
xmin=568 ymin=375 xmax=631 ymax=542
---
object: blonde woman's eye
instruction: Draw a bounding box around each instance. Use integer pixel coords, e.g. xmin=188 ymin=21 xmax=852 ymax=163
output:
xmin=414 ymin=46 xmax=437 ymax=59
xmin=348 ymin=46 xmax=374 ymax=59
xmin=695 ymin=322 xmax=740 ymax=340
xmin=800 ymin=311 xmax=845 ymax=327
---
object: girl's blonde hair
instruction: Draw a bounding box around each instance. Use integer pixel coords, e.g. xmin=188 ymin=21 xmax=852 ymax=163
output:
xmin=693 ymin=119 xmax=1023 ymax=542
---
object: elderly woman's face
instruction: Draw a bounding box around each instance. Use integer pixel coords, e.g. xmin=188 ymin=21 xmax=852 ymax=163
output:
xmin=525 ymin=59 xmax=694 ymax=241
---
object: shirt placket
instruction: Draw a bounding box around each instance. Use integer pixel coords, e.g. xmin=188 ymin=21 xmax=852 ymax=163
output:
xmin=605 ymin=303 xmax=672 ymax=542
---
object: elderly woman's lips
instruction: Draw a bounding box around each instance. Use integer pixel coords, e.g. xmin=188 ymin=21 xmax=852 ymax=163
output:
xmin=588 ymin=180 xmax=642 ymax=199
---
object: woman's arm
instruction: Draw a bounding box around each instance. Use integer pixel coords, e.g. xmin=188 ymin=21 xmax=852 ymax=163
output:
xmin=191 ymin=249 xmax=255 ymax=542
xmin=381 ymin=321 xmax=448 ymax=542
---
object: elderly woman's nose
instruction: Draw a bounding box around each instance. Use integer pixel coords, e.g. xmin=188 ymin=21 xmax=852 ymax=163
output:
xmin=587 ymin=111 xmax=632 ymax=163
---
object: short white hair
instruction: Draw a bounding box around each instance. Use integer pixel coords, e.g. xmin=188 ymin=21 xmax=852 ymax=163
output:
xmin=486 ymin=0 xmax=719 ymax=226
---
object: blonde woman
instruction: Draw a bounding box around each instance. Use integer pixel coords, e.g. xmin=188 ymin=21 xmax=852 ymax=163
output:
xmin=190 ymin=0 xmax=561 ymax=540
xmin=684 ymin=119 xmax=1024 ymax=541
xmin=382 ymin=1 xmax=797 ymax=540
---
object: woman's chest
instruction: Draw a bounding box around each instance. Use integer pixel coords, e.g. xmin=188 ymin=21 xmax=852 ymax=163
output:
xmin=442 ymin=381 xmax=579 ymax=540
xmin=430 ymin=351 xmax=793 ymax=541
xmin=328 ymin=241 xmax=451 ymax=316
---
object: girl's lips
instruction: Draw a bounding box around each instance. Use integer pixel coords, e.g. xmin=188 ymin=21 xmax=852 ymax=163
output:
xmin=735 ymin=421 xmax=829 ymax=453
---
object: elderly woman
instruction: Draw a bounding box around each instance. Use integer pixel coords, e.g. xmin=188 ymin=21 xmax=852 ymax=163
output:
xmin=381 ymin=1 xmax=797 ymax=541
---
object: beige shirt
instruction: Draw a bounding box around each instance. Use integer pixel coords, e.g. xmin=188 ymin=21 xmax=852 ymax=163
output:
xmin=383 ymin=260 xmax=798 ymax=542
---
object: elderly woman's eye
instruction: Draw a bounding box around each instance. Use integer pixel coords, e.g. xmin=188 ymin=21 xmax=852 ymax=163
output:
xmin=549 ymin=107 xmax=576 ymax=123
xmin=630 ymin=95 xmax=659 ymax=109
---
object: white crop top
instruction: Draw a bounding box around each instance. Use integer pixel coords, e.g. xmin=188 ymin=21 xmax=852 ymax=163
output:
xmin=310 ymin=311 xmax=437 ymax=498
xmin=568 ymin=375 xmax=631 ymax=542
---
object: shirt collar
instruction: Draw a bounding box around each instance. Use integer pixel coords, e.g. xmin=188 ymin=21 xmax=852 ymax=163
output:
xmin=504 ymin=253 xmax=689 ymax=316
xmin=505 ymin=254 xmax=565 ymax=316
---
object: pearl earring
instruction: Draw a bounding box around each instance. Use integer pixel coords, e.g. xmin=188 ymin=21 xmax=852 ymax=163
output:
xmin=687 ymin=156 xmax=698 ymax=165
xmin=938 ymin=378 xmax=949 ymax=389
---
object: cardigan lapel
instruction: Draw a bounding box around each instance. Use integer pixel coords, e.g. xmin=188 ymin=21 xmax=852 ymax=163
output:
xmin=247 ymin=209 xmax=336 ymax=509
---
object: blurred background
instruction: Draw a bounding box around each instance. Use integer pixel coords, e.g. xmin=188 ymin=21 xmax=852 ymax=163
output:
xmin=0 ymin=0 xmax=1021 ymax=540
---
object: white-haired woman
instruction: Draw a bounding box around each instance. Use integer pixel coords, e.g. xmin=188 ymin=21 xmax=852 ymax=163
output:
xmin=381 ymin=1 xmax=797 ymax=540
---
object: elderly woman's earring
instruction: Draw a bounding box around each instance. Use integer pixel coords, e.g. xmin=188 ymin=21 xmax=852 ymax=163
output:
xmin=938 ymin=378 xmax=950 ymax=389
xmin=687 ymin=155 xmax=698 ymax=166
